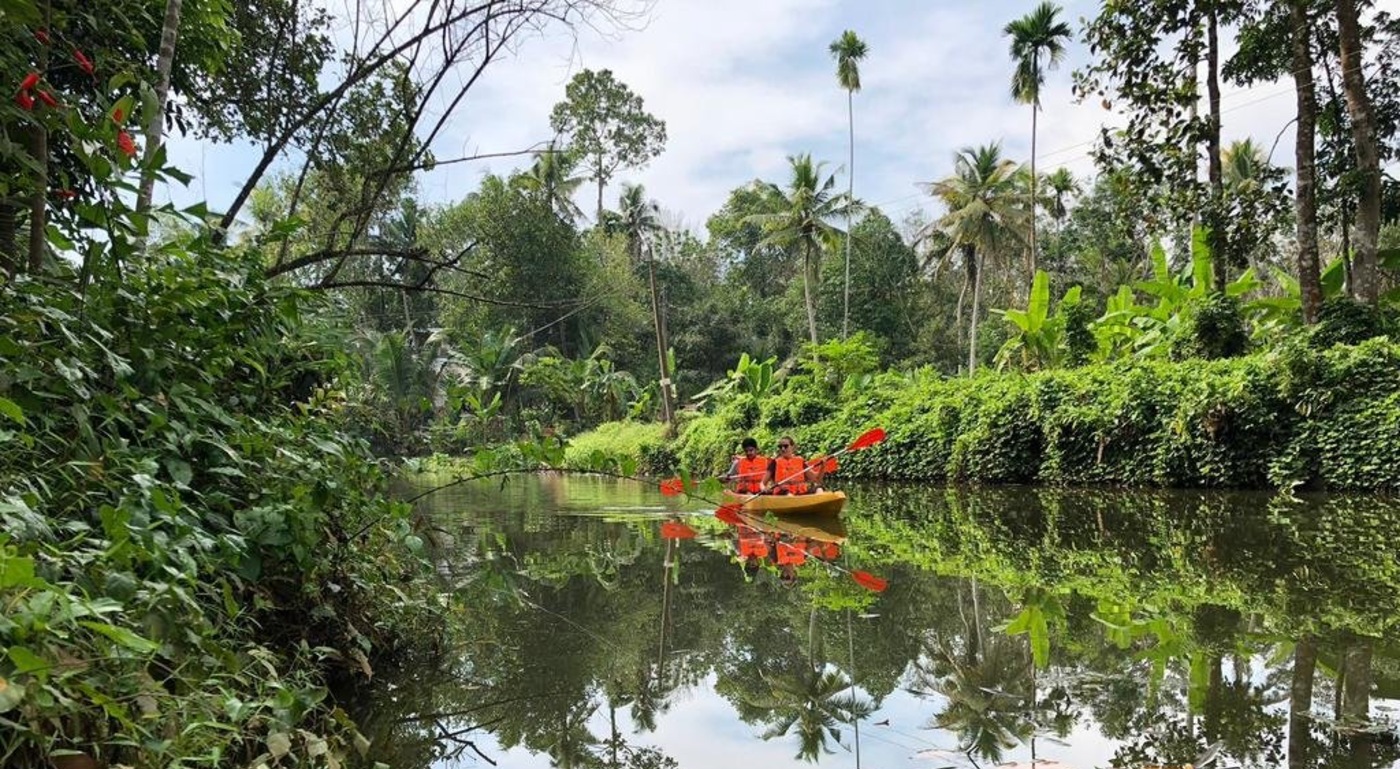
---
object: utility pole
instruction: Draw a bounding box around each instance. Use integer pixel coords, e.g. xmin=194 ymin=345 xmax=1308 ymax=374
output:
xmin=646 ymin=239 xmax=675 ymax=433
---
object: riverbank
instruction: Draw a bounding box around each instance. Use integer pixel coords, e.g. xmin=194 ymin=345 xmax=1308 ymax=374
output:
xmin=574 ymin=338 xmax=1400 ymax=492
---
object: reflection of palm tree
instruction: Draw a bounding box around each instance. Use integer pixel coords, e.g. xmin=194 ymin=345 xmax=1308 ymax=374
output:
xmin=751 ymin=665 xmax=874 ymax=762
xmin=918 ymin=636 xmax=1033 ymax=765
xmin=545 ymin=701 xmax=602 ymax=769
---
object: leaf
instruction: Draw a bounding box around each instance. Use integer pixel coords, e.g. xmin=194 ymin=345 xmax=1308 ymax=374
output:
xmin=7 ymin=647 xmax=46 ymax=677
xmin=1321 ymin=257 xmax=1345 ymax=297
xmin=1191 ymin=225 xmax=1213 ymax=291
xmin=1028 ymin=269 xmax=1050 ymax=329
xmin=0 ymin=676 xmax=26 ymax=713
xmin=0 ymin=553 xmax=39 ymax=589
xmin=0 ymin=397 xmax=25 ymax=425
xmin=79 ymin=621 xmax=160 ymax=654
xmin=267 ymin=732 xmax=292 ymax=759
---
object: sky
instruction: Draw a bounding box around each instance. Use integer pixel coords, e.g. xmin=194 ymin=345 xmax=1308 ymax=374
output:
xmin=163 ymin=0 xmax=1400 ymax=235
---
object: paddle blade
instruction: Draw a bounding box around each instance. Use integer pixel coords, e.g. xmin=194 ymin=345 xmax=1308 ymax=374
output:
xmin=848 ymin=427 xmax=886 ymax=452
xmin=715 ymin=504 xmax=743 ymax=526
xmin=658 ymin=477 xmax=685 ymax=496
xmin=660 ymin=521 xmax=696 ymax=540
xmin=851 ymin=570 xmax=889 ymax=592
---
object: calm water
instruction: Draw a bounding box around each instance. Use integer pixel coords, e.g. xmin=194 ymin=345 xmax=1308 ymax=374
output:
xmin=349 ymin=476 xmax=1400 ymax=769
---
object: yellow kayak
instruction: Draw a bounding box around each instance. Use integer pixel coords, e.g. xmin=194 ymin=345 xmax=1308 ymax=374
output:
xmin=721 ymin=490 xmax=847 ymax=518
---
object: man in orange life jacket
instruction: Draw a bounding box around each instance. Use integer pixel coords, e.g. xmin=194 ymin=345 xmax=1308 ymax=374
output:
xmin=765 ymin=436 xmax=825 ymax=494
xmin=722 ymin=437 xmax=768 ymax=494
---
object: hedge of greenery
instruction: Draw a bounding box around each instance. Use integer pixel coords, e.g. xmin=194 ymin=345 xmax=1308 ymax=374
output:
xmin=667 ymin=338 xmax=1400 ymax=492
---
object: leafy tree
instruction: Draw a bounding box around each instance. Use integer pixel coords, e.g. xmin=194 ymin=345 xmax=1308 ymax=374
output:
xmin=516 ymin=141 xmax=587 ymax=222
xmin=817 ymin=209 xmax=924 ymax=362
xmin=1044 ymin=167 xmax=1080 ymax=228
xmin=1004 ymin=1 xmax=1072 ymax=283
xmin=748 ymin=154 xmax=856 ymax=346
xmin=549 ymin=69 xmax=668 ymax=222
xmin=829 ymin=29 xmax=868 ymax=338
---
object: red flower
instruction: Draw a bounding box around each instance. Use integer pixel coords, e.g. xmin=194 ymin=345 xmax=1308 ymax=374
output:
xmin=34 ymin=29 xmax=50 ymax=45
xmin=111 ymin=107 xmax=125 ymax=124
xmin=116 ymin=131 xmax=137 ymax=157
xmin=73 ymin=49 xmax=94 ymax=75
xmin=20 ymin=72 xmax=39 ymax=91
xmin=36 ymin=91 xmax=58 ymax=108
xmin=15 ymin=92 xmax=34 ymax=110
xmin=55 ymin=188 xmax=76 ymax=200
xmin=660 ymin=521 xmax=696 ymax=540
xmin=658 ymin=477 xmax=684 ymax=497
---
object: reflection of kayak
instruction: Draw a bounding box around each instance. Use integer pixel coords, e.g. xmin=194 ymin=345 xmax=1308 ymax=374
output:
xmin=744 ymin=513 xmax=847 ymax=544
xmin=721 ymin=490 xmax=847 ymax=517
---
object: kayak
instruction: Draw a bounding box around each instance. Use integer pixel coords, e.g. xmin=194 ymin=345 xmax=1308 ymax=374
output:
xmin=744 ymin=513 xmax=847 ymax=543
xmin=721 ymin=490 xmax=847 ymax=518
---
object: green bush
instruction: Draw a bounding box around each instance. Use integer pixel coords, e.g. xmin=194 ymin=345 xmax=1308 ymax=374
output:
xmin=564 ymin=420 xmax=668 ymax=469
xmin=1310 ymin=297 xmax=1393 ymax=348
xmin=671 ymin=339 xmax=1400 ymax=491
xmin=1172 ymin=293 xmax=1249 ymax=361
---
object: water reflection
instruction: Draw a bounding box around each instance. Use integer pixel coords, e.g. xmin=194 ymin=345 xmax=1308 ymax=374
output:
xmin=349 ymin=477 xmax=1400 ymax=768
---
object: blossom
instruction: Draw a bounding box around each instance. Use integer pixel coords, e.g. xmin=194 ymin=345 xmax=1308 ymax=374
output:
xmin=111 ymin=107 xmax=125 ymax=124
xmin=36 ymin=91 xmax=58 ymax=108
xmin=73 ymin=49 xmax=94 ymax=75
xmin=20 ymin=72 xmax=39 ymax=91
xmin=116 ymin=131 xmax=136 ymax=157
xmin=15 ymin=92 xmax=34 ymax=110
xmin=34 ymin=30 xmax=50 ymax=45
xmin=55 ymin=189 xmax=76 ymax=200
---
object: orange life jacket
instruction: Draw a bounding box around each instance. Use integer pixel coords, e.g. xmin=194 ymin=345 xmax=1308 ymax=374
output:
xmin=733 ymin=454 xmax=768 ymax=494
xmin=772 ymin=455 xmax=808 ymax=494
xmin=776 ymin=539 xmax=807 ymax=566
xmin=737 ymin=529 xmax=769 ymax=559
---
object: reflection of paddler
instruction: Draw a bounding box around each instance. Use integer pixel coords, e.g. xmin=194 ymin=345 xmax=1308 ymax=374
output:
xmin=737 ymin=528 xmax=770 ymax=560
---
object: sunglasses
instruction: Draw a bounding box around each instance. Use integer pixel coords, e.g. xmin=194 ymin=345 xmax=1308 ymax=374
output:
xmin=778 ymin=443 xmax=792 ymax=449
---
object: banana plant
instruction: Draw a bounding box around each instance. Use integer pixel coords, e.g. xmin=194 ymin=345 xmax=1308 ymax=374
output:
xmin=993 ymin=269 xmax=1083 ymax=371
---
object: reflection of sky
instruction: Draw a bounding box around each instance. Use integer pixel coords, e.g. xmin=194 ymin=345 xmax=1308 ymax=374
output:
xmin=429 ymin=671 xmax=1130 ymax=768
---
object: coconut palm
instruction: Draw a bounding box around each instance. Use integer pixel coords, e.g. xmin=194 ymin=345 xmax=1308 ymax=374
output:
xmin=1043 ymin=168 xmax=1080 ymax=227
xmin=1004 ymin=2 xmax=1072 ymax=284
xmin=1222 ymin=138 xmax=1269 ymax=191
xmin=516 ymin=141 xmax=587 ymax=222
xmin=614 ymin=183 xmax=675 ymax=427
xmin=829 ymin=30 xmax=869 ymax=339
xmin=748 ymin=154 xmax=856 ymax=345
xmin=921 ymin=144 xmax=1029 ymax=374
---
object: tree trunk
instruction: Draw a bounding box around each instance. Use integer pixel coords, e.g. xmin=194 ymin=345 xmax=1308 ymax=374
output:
xmin=596 ymin=155 xmax=605 ymax=224
xmin=1334 ymin=0 xmax=1381 ymax=304
xmin=1341 ymin=634 xmax=1372 ymax=725
xmin=1206 ymin=2 xmax=1226 ymax=293
xmin=0 ymin=199 xmax=17 ymax=277
xmin=843 ymin=88 xmax=853 ymax=339
xmin=1288 ymin=635 xmax=1317 ymax=769
xmin=803 ymin=242 xmax=819 ymax=345
xmin=646 ymin=243 xmax=674 ymax=431
xmin=967 ymin=246 xmax=982 ymax=375
xmin=1292 ymin=0 xmax=1324 ymax=324
xmin=136 ymin=0 xmax=184 ymax=218
xmin=1029 ymin=97 xmax=1038 ymax=286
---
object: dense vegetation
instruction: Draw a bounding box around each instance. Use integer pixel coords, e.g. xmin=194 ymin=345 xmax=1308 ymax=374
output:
xmin=2 ymin=0 xmax=1400 ymax=765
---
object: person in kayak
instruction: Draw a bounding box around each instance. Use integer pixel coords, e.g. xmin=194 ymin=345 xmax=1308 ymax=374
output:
xmin=765 ymin=436 xmax=825 ymax=494
xmin=721 ymin=437 xmax=768 ymax=494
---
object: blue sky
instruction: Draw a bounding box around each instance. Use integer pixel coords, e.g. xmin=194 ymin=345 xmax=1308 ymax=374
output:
xmin=163 ymin=0 xmax=1372 ymax=233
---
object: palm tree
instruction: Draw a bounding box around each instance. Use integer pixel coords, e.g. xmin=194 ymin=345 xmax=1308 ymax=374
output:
xmin=1043 ymin=168 xmax=1079 ymax=228
xmin=1222 ymin=138 xmax=1269 ymax=191
xmin=921 ymin=144 xmax=1029 ymax=374
xmin=616 ymin=183 xmax=674 ymax=428
xmin=518 ymin=142 xmax=586 ymax=222
xmin=916 ymin=635 xmax=1033 ymax=766
xmin=829 ymin=30 xmax=869 ymax=339
xmin=1003 ymin=1 xmax=1072 ymax=284
xmin=748 ymin=154 xmax=856 ymax=345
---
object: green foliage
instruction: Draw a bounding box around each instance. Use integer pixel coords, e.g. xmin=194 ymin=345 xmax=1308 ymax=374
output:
xmin=564 ymin=421 xmax=668 ymax=471
xmin=993 ymin=269 xmax=1086 ymax=371
xmin=1171 ymin=293 xmax=1249 ymax=361
xmin=1309 ymin=297 xmax=1394 ymax=348
xmin=0 ymin=247 xmax=431 ymax=765
xmin=548 ymin=69 xmax=667 ymax=211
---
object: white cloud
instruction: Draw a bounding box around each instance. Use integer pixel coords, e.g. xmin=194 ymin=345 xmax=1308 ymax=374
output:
xmin=161 ymin=0 xmax=1400 ymax=232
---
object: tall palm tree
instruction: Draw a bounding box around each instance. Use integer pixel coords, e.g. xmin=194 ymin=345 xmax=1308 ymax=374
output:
xmin=616 ymin=183 xmax=674 ymax=428
xmin=921 ymin=144 xmax=1029 ymax=374
xmin=518 ymin=142 xmax=586 ymax=222
xmin=748 ymin=154 xmax=856 ymax=345
xmin=829 ymin=30 xmax=869 ymax=339
xmin=1004 ymin=1 xmax=1072 ymax=284
xmin=1221 ymin=138 xmax=1269 ymax=191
